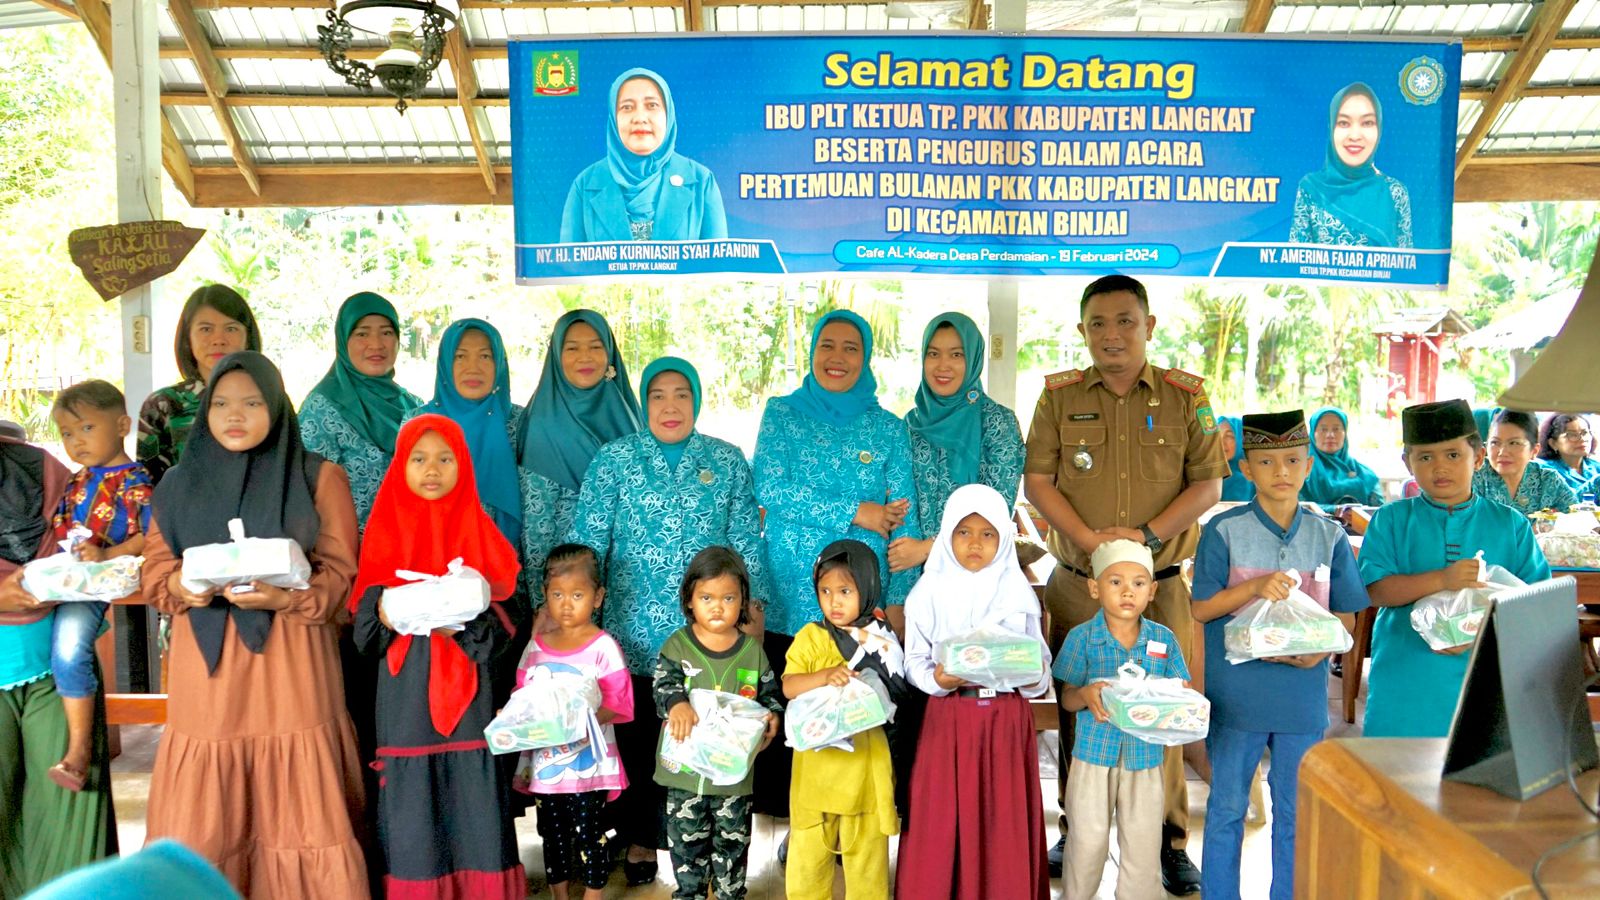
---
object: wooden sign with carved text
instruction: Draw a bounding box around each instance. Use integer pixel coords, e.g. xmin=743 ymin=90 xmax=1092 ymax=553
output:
xmin=68 ymin=220 xmax=205 ymax=301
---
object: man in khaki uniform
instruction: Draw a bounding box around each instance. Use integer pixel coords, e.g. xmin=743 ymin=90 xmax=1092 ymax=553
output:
xmin=1024 ymin=274 xmax=1226 ymax=895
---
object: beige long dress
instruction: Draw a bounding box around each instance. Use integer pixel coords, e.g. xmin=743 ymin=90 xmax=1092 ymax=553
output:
xmin=141 ymin=464 xmax=369 ymax=899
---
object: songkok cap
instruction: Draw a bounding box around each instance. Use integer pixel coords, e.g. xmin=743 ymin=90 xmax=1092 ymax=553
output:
xmin=1402 ymin=399 xmax=1476 ymax=446
xmin=1241 ymin=410 xmax=1310 ymax=450
xmin=1090 ymin=539 xmax=1154 ymax=578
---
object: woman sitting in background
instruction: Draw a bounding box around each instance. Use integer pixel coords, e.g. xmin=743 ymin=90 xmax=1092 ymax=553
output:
xmin=1474 ymin=410 xmax=1577 ymax=514
xmin=1537 ymin=413 xmax=1600 ymax=497
xmin=1218 ymin=416 xmax=1255 ymax=502
xmin=1302 ymin=407 xmax=1383 ymax=509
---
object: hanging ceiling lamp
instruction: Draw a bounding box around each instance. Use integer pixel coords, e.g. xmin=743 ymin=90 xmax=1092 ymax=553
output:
xmin=318 ymin=0 xmax=460 ymax=113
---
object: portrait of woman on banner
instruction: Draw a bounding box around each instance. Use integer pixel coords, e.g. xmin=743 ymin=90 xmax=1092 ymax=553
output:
xmin=559 ymin=68 xmax=729 ymax=243
xmin=1289 ymin=81 xmax=1414 ymax=249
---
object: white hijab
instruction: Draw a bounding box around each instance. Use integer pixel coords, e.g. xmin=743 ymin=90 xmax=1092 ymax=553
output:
xmin=904 ymin=483 xmax=1041 ymax=644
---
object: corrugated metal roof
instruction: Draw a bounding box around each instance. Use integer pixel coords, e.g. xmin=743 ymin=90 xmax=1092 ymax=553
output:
xmin=9 ymin=0 xmax=1600 ymax=203
xmin=0 ymin=0 xmax=71 ymax=31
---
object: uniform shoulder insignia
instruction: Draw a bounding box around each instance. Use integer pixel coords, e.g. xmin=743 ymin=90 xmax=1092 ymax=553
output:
xmin=1163 ymin=368 xmax=1205 ymax=395
xmin=1045 ymin=369 xmax=1083 ymax=390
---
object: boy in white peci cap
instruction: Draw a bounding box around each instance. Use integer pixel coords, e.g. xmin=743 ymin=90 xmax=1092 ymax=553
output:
xmin=1052 ymin=539 xmax=1192 ymax=899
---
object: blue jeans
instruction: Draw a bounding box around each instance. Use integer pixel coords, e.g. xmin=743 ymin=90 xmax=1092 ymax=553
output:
xmin=1200 ymin=724 xmax=1321 ymax=900
xmin=50 ymin=602 xmax=108 ymax=699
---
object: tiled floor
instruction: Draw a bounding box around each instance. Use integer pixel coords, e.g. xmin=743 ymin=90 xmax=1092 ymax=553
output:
xmin=110 ymin=673 xmax=1365 ymax=898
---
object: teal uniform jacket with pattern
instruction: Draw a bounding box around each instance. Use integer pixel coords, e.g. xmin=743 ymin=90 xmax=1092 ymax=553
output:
xmin=569 ymin=431 xmax=771 ymax=675
xmin=907 ymin=394 xmax=1025 ymax=539
xmin=1357 ymin=493 xmax=1550 ymax=738
xmin=560 ymin=155 xmax=728 ymax=242
xmin=753 ymin=396 xmax=922 ymax=637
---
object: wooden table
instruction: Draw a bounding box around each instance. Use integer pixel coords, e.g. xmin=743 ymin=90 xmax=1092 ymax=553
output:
xmin=1298 ymin=738 xmax=1600 ymax=898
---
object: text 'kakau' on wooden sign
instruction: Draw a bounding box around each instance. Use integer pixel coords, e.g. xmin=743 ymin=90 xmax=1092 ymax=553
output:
xmin=68 ymin=220 xmax=206 ymax=301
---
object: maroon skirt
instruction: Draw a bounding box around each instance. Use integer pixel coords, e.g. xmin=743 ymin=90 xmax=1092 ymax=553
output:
xmin=894 ymin=691 xmax=1048 ymax=900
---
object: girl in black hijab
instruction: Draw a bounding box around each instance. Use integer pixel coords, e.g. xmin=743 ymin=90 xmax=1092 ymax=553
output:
xmin=141 ymin=351 xmax=369 ymax=897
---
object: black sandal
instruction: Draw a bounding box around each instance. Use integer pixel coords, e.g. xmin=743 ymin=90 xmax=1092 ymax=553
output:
xmin=623 ymin=857 xmax=658 ymax=887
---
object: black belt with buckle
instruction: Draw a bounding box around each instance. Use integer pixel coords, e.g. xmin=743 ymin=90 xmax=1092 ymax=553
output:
xmin=1058 ymin=561 xmax=1182 ymax=581
xmin=955 ymin=686 xmax=1000 ymax=699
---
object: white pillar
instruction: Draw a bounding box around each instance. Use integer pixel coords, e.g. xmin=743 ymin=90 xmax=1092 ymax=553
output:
xmin=112 ymin=0 xmax=161 ymax=420
xmin=112 ymin=0 xmax=163 ymax=696
xmin=984 ymin=0 xmax=1027 ymax=408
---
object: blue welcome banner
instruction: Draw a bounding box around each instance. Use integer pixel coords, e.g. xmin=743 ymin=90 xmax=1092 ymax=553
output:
xmin=511 ymin=34 xmax=1459 ymax=287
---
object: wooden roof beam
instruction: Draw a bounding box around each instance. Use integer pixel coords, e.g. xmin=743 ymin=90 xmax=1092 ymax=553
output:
xmin=190 ymin=166 xmax=513 ymax=207
xmin=26 ymin=0 xmax=78 ymax=19
xmin=1456 ymin=161 xmax=1600 ymax=201
xmin=1462 ymin=83 xmax=1600 ymax=102
xmin=445 ymin=29 xmax=496 ymax=196
xmin=169 ymin=0 xmax=261 ymax=195
xmin=77 ymin=0 xmax=196 ymax=201
xmin=162 ymin=92 xmax=509 ymax=107
xmin=1464 ymin=34 xmax=1600 ymax=53
xmin=1241 ymin=0 xmax=1274 ymax=33
xmin=684 ymin=0 xmax=704 ymax=31
xmin=1455 ymin=0 xmax=1579 ymax=177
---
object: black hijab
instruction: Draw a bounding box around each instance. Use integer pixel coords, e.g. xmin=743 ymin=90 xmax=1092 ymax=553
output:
xmin=154 ymin=352 xmax=323 ymax=674
xmin=811 ymin=539 xmax=908 ymax=703
xmin=0 ymin=440 xmax=47 ymax=567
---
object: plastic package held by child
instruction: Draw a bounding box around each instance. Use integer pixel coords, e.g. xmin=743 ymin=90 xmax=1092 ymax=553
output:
xmin=484 ymin=667 xmax=603 ymax=755
xmin=180 ymin=517 xmax=311 ymax=594
xmin=784 ymin=674 xmax=894 ymax=753
xmin=380 ymin=557 xmax=491 ymax=636
xmin=1223 ymin=570 xmax=1354 ymax=664
xmin=1099 ymin=661 xmax=1210 ymax=746
xmin=934 ymin=624 xmax=1045 ymax=690
xmin=659 ymin=688 xmax=769 ymax=786
xmin=21 ymin=527 xmax=142 ymax=603
xmin=1410 ymin=555 xmax=1528 ymax=652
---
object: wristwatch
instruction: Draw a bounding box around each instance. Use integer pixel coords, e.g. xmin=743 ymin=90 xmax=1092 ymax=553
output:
xmin=1139 ymin=524 xmax=1164 ymax=555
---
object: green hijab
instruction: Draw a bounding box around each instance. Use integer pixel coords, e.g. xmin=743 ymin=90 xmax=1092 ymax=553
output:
xmin=906 ymin=312 xmax=985 ymax=485
xmin=1304 ymin=407 xmax=1381 ymax=506
xmin=308 ymin=292 xmax=422 ymax=451
xmin=641 ymin=356 xmax=702 ymax=470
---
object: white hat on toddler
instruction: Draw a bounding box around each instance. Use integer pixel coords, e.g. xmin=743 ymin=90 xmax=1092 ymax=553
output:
xmin=1089 ymin=539 xmax=1154 ymax=578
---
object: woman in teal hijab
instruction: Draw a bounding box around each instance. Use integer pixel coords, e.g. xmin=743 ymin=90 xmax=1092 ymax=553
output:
xmin=414 ymin=319 xmax=523 ymax=546
xmin=568 ymin=355 xmax=769 ymax=879
xmin=1289 ymin=82 xmax=1413 ymax=248
xmin=559 ymin=68 xmax=728 ymax=242
xmin=752 ymin=308 xmax=920 ymax=821
xmin=516 ymin=309 xmax=641 ymax=493
xmin=1302 ymin=407 xmax=1383 ymax=508
xmin=300 ymin=291 xmax=422 ymax=526
xmin=893 ymin=312 xmax=1024 ymax=572
xmin=1218 ymin=415 xmax=1256 ymax=502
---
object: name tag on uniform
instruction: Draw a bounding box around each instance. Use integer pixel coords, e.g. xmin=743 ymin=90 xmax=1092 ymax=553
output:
xmin=1314 ymin=564 xmax=1332 ymax=584
xmin=978 ymin=687 xmax=996 ymax=698
xmin=1147 ymin=640 xmax=1169 ymax=660
xmin=1069 ymin=413 xmax=1099 ymax=421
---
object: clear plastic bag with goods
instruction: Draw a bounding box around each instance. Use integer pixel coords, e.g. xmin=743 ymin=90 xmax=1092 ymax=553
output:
xmin=658 ymin=688 xmax=770 ymax=786
xmin=1098 ymin=661 xmax=1210 ymax=746
xmin=1409 ymin=553 xmax=1527 ymax=651
xmin=934 ymin=624 xmax=1046 ymax=690
xmin=20 ymin=525 xmax=142 ymax=603
xmin=784 ymin=671 xmax=895 ymax=752
xmin=484 ymin=666 xmax=603 ymax=755
xmin=1223 ymin=570 xmax=1354 ymax=664
xmin=379 ymin=557 xmax=491 ymax=636
xmin=180 ymin=518 xmax=311 ymax=594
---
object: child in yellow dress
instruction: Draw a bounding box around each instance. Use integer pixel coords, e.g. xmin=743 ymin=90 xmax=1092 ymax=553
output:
xmin=784 ymin=539 xmax=906 ymax=899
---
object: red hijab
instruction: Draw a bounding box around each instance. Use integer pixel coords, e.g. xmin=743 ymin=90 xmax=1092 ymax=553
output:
xmin=351 ymin=414 xmax=521 ymax=736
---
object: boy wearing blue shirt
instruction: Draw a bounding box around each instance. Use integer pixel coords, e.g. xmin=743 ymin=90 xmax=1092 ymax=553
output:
xmin=1359 ymin=399 xmax=1550 ymax=738
xmin=1055 ymin=539 xmax=1190 ymax=900
xmin=1190 ymin=410 xmax=1369 ymax=900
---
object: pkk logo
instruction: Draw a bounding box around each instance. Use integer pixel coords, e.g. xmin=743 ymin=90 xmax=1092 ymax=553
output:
xmin=535 ymin=51 xmax=579 ymax=96
xmin=1399 ymin=56 xmax=1446 ymax=106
